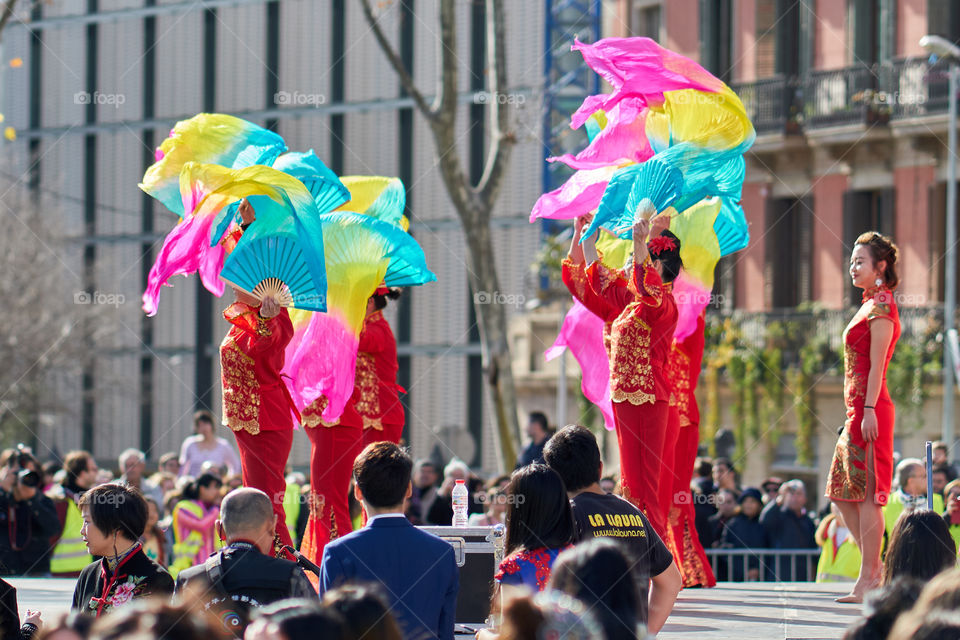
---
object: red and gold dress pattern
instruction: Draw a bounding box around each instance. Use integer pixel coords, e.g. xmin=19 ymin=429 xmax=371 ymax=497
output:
xmin=826 ymin=286 xmax=900 ymax=505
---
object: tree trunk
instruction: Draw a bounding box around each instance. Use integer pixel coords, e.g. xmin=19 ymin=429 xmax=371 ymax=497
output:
xmin=462 ymin=208 xmax=520 ymax=469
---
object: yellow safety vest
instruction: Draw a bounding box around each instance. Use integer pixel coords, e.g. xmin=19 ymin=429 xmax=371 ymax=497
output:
xmin=170 ymin=500 xmax=222 ymax=577
xmin=816 ymin=532 xmax=861 ymax=583
xmin=284 ymin=483 xmax=300 ymax=544
xmin=50 ymin=497 xmax=92 ymax=574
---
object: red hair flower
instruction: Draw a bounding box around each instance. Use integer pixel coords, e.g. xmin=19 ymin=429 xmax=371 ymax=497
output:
xmin=647 ymin=235 xmax=677 ymax=256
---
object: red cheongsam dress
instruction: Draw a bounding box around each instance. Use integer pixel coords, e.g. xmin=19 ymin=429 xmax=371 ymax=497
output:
xmin=826 ymin=286 xmax=900 ymax=505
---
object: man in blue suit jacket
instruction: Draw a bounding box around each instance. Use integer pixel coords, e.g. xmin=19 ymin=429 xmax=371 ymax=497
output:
xmin=319 ymin=442 xmax=459 ymax=640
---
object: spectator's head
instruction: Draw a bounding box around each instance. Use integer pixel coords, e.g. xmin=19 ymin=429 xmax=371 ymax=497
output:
xmin=946 ymin=479 xmax=960 ymax=513
xmin=497 ymin=592 xmax=605 ymax=640
xmin=353 ymin=442 xmax=413 ymax=512
xmin=504 ymin=464 xmax=575 ymax=555
xmin=217 ymin=488 xmax=277 ymax=554
xmin=600 ymin=476 xmax=617 ymax=494
xmin=244 ymin=599 xmax=347 ymax=640
xmin=182 ymin=472 xmax=223 ymax=506
xmin=79 ymin=483 xmax=148 ymax=556
xmin=761 ymin=477 xmax=783 ymax=503
xmin=694 ymin=457 xmax=713 ymax=480
xmin=889 ymin=609 xmax=960 ymax=640
xmin=526 ymin=412 xmax=550 ymax=443
xmin=910 ymin=567 xmax=960 ymax=616
xmin=543 ymin=425 xmax=602 ymax=495
xmin=896 ymin=458 xmax=926 ymax=497
xmin=882 ymin=510 xmax=956 ymax=585
xmin=150 ymin=471 xmax=176 ymax=495
xmin=712 ymin=458 xmax=736 ymax=490
xmin=716 ymin=488 xmax=738 ymax=518
xmin=143 ymin=496 xmax=160 ymax=530
xmin=64 ymin=450 xmax=98 ymax=490
xmin=194 ymin=410 xmax=216 ymax=438
xmin=842 ymin=576 xmax=923 ymax=640
xmin=933 ymin=441 xmax=950 ymax=466
xmin=413 ymin=460 xmax=438 ymax=489
xmin=442 ymin=457 xmax=469 ymax=483
xmin=159 ymin=452 xmax=180 ymax=475
xmin=118 ymin=448 xmax=146 ymax=482
xmin=1 ymin=444 xmax=39 ymax=473
xmin=933 ymin=463 xmax=954 ymax=496
xmin=548 ymin=539 xmax=641 ymax=640
xmin=34 ymin=612 xmax=94 ymax=640
xmin=322 ymin=585 xmax=402 ymax=640
xmin=738 ymin=487 xmax=764 ymax=518
xmin=89 ymin=600 xmax=226 ymax=640
xmin=779 ymin=480 xmax=807 ymax=514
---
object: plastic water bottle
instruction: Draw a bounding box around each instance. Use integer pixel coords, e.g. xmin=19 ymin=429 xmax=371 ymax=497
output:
xmin=452 ymin=479 xmax=469 ymax=527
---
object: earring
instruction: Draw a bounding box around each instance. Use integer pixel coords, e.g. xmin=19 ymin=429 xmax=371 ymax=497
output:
xmin=875 ymin=277 xmax=883 ymax=287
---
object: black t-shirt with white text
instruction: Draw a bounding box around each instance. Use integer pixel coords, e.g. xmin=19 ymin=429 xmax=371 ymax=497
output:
xmin=570 ymin=491 xmax=674 ymax=624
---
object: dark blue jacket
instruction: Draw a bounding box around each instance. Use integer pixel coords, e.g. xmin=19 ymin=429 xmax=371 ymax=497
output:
xmin=319 ymin=515 xmax=459 ymax=640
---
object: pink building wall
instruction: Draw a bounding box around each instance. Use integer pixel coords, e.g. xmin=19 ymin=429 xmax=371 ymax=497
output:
xmin=898 ymin=0 xmax=928 ymax=58
xmin=737 ymin=182 xmax=767 ymax=311
xmin=894 ymin=165 xmax=935 ymax=306
xmin=811 ymin=175 xmax=849 ymax=309
xmin=735 ymin=0 xmax=758 ymax=83
xmin=814 ymin=0 xmax=847 ymax=69
xmin=664 ymin=0 xmax=700 ymax=60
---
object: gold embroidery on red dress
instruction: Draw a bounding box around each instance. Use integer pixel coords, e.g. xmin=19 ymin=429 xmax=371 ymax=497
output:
xmin=220 ymin=339 xmax=261 ymax=435
xmin=609 ymin=305 xmax=656 ymax=405
xmin=667 ymin=347 xmax=693 ymax=426
xmin=826 ymin=429 xmax=867 ymax=501
xmin=353 ymin=353 xmax=383 ymax=430
xmin=561 ymin=258 xmax=588 ymax=300
xmin=301 ymin=395 xmax=339 ymax=428
xmin=680 ymin=520 xmax=710 ymax=587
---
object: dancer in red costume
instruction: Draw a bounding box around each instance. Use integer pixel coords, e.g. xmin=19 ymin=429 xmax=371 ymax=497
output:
xmin=300 ymin=288 xmax=405 ymax=566
xmin=563 ymin=214 xmax=678 ymax=547
xmin=664 ymin=311 xmax=716 ymax=587
xmin=219 ymin=200 xmax=299 ymax=554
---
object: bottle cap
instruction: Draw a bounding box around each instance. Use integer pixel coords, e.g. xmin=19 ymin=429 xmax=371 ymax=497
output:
xmin=455 ymin=479 xmax=465 ymax=484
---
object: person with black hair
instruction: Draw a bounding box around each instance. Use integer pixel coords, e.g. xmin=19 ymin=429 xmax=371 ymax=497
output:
xmin=300 ymin=288 xmax=405 ymax=567
xmin=563 ymin=213 xmax=679 ymax=546
xmin=71 ymin=483 xmax=174 ymax=616
xmin=319 ymin=442 xmax=458 ymax=640
xmin=543 ymin=425 xmax=679 ymax=634
xmin=244 ymin=599 xmax=348 ymax=640
xmin=494 ymin=464 xmax=575 ymax=598
xmin=842 ymin=576 xmax=923 ymax=640
xmin=0 ymin=447 xmax=59 ymax=576
xmin=882 ymin=509 xmax=956 ymax=586
xmin=322 ymin=585 xmax=403 ymax=640
xmin=515 ymin=412 xmax=552 ymax=469
xmin=170 ymin=472 xmax=223 ymax=576
xmin=548 ymin=539 xmax=644 ymax=640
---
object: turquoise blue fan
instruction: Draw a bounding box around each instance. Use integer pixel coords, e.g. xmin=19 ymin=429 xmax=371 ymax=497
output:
xmin=584 ymin=158 xmax=683 ymax=240
xmin=272 ymin=151 xmax=350 ymax=213
xmin=220 ymin=194 xmax=328 ymax=312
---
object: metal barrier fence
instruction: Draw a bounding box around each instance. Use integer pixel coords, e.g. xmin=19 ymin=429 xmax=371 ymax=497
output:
xmin=704 ymin=548 xmax=823 ymax=582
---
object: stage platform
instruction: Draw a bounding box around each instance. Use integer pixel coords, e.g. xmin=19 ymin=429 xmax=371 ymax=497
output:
xmin=6 ymin=578 xmax=861 ymax=638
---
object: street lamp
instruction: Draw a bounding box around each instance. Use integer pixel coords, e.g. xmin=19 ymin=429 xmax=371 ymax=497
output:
xmin=921 ymin=34 xmax=960 ymax=450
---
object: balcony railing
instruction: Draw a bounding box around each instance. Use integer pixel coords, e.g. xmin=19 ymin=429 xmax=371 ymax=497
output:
xmin=734 ymin=57 xmax=951 ymax=133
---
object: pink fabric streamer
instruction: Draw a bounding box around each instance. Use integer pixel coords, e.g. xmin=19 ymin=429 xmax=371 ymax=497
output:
xmin=283 ymin=311 xmax=360 ymax=424
xmin=550 ymin=99 xmax=653 ymax=170
xmin=672 ymin=270 xmax=712 ymax=341
xmin=570 ymin=37 xmax=723 ymax=119
xmin=529 ymin=166 xmax=616 ymax=222
xmin=142 ymin=214 xmax=225 ymax=316
xmin=545 ymin=300 xmax=615 ymax=430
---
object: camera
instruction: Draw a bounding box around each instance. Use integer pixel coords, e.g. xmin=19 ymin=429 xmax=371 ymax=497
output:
xmin=17 ymin=469 xmax=40 ymax=489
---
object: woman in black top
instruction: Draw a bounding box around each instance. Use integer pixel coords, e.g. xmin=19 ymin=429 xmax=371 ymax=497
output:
xmin=72 ymin=484 xmax=174 ymax=617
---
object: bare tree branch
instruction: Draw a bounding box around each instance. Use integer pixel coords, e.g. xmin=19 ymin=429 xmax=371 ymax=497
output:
xmin=476 ymin=0 xmax=514 ymax=210
xmin=0 ymin=0 xmax=20 ymax=42
xmin=435 ymin=0 xmax=459 ymax=123
xmin=358 ymin=0 xmax=435 ymax=119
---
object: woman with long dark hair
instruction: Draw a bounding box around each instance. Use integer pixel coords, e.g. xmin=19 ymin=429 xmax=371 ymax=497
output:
xmin=882 ymin=510 xmax=956 ymax=586
xmin=548 ymin=538 xmax=642 ymax=640
xmin=494 ymin=465 xmax=574 ymax=598
xmin=826 ymin=231 xmax=901 ymax=603
xmin=169 ymin=473 xmax=222 ymax=576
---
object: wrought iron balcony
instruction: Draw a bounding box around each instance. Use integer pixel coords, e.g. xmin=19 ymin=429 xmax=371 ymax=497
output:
xmin=731 ymin=75 xmax=803 ymax=135
xmin=801 ymin=65 xmax=887 ymax=128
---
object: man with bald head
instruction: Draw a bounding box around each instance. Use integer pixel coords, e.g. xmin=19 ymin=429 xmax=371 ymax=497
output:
xmin=174 ymin=488 xmax=314 ymax=634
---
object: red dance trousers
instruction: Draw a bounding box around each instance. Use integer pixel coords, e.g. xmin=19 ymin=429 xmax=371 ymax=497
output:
xmin=300 ymin=424 xmax=363 ymax=567
xmin=613 ymin=399 xmax=669 ymax=540
xmin=361 ymin=423 xmax=403 ymax=449
xmin=669 ymin=420 xmax=716 ymax=587
xmin=233 ymin=428 xmax=295 ymax=551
